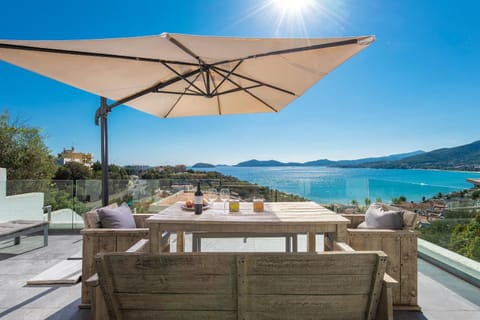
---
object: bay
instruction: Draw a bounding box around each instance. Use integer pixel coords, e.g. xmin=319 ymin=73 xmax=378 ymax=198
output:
xmin=194 ymin=166 xmax=480 ymax=204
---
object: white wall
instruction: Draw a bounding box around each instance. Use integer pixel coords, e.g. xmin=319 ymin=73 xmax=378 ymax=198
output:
xmin=0 ymin=168 xmax=45 ymax=222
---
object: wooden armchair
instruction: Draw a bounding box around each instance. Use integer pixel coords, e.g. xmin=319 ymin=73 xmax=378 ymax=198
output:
xmin=80 ymin=204 xmax=168 ymax=308
xmin=342 ymin=204 xmax=420 ymax=311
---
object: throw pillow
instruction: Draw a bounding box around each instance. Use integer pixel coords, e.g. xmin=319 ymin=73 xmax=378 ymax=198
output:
xmin=98 ymin=202 xmax=136 ymax=229
xmin=364 ymin=204 xmax=404 ymax=229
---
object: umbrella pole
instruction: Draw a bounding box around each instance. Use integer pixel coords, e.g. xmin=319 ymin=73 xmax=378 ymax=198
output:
xmin=96 ymin=97 xmax=110 ymax=207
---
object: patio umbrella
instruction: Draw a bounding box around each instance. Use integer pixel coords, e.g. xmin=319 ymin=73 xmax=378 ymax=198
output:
xmin=0 ymin=33 xmax=375 ymax=206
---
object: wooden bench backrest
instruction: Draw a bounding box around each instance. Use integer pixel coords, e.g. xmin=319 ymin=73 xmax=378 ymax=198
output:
xmin=96 ymin=251 xmax=387 ymax=320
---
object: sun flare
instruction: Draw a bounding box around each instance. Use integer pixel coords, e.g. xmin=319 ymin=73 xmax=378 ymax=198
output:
xmin=272 ymin=0 xmax=316 ymax=13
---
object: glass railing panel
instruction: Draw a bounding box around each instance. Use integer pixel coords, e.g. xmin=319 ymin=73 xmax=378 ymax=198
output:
xmin=4 ymin=179 xmax=80 ymax=229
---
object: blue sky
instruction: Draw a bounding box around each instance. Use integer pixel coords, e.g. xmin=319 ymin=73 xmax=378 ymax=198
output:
xmin=1 ymin=0 xmax=479 ymax=166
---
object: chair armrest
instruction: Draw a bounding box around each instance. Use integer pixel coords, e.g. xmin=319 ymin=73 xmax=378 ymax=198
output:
xmin=333 ymin=241 xmax=355 ymax=252
xmin=133 ymin=214 xmax=154 ymax=228
xmin=86 ymin=274 xmax=99 ymax=287
xmin=126 ymin=239 xmax=150 ymax=253
xmin=81 ymin=228 xmax=149 ymax=235
xmin=383 ymin=273 xmax=399 ymax=288
xmin=341 ymin=214 xmax=365 ymax=228
xmin=347 ymin=228 xmax=419 ymax=236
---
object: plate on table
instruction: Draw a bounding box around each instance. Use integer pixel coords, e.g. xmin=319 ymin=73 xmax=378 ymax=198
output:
xmin=181 ymin=205 xmax=210 ymax=211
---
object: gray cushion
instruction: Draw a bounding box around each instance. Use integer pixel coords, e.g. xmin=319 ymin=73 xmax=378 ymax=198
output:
xmin=98 ymin=202 xmax=136 ymax=229
xmin=364 ymin=204 xmax=404 ymax=229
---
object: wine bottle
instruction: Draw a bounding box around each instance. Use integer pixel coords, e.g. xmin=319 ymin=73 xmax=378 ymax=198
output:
xmin=194 ymin=182 xmax=203 ymax=215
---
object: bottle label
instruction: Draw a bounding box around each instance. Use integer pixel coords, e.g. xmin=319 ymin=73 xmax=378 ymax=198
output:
xmin=194 ymin=196 xmax=203 ymax=205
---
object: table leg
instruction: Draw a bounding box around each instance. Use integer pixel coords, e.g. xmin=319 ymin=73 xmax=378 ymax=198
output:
xmin=307 ymin=232 xmax=316 ymax=252
xmin=285 ymin=236 xmax=291 ymax=252
xmin=324 ymin=233 xmax=334 ymax=251
xmin=336 ymin=224 xmax=347 ymax=243
xmin=43 ymin=225 xmax=48 ymax=246
xmin=176 ymin=231 xmax=185 ymax=253
xmin=150 ymin=226 xmax=159 ymax=254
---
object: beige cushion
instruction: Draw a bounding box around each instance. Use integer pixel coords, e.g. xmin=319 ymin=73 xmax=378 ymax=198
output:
xmin=402 ymin=210 xmax=418 ymax=228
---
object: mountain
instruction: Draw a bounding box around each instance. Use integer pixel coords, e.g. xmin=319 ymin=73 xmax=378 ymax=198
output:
xmin=335 ymin=150 xmax=425 ymax=166
xmin=303 ymin=159 xmax=337 ymax=166
xmin=192 ymin=162 xmax=215 ymax=168
xmin=359 ymin=141 xmax=480 ymax=170
xmin=234 ymin=151 xmax=424 ymax=168
xmin=235 ymin=159 xmax=303 ymax=167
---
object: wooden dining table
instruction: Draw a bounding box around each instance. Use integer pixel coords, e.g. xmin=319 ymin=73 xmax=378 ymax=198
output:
xmin=146 ymin=201 xmax=350 ymax=253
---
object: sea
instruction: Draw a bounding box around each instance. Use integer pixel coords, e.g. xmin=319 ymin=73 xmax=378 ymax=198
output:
xmin=193 ymin=166 xmax=480 ymax=204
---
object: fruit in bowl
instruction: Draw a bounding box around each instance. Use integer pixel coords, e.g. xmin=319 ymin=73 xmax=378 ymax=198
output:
xmin=185 ymin=200 xmax=193 ymax=208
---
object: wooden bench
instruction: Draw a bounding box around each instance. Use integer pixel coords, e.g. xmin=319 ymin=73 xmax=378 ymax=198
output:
xmin=0 ymin=220 xmax=48 ymax=247
xmin=80 ymin=204 xmax=168 ymax=308
xmin=92 ymin=245 xmax=395 ymax=320
xmin=342 ymin=205 xmax=420 ymax=311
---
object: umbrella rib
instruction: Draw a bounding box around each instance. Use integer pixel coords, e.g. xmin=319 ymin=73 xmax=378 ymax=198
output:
xmin=155 ymin=91 xmax=202 ymax=96
xmin=163 ymin=72 xmax=203 ymax=118
xmin=0 ymin=42 xmax=199 ymax=66
xmin=211 ymin=60 xmax=243 ymax=96
xmin=213 ymin=66 xmax=296 ymax=96
xmin=222 ymin=76 xmax=279 ymax=112
xmin=215 ymin=85 xmax=263 ymax=96
xmin=107 ymin=68 xmax=202 ymax=109
xmin=210 ymin=38 xmax=362 ymax=67
xmin=163 ymin=34 xmax=207 ymax=65
xmin=159 ymin=62 xmax=206 ymax=96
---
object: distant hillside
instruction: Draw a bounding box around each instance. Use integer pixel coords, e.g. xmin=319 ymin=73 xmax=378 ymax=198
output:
xmin=336 ymin=150 xmax=425 ymax=166
xmin=234 ymin=151 xmax=423 ymax=168
xmin=359 ymin=141 xmax=480 ymax=170
xmin=192 ymin=162 xmax=215 ymax=168
xmin=303 ymin=159 xmax=337 ymax=166
xmin=235 ymin=159 xmax=302 ymax=167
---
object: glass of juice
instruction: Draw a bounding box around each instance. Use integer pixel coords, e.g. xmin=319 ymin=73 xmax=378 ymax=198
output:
xmin=229 ymin=199 xmax=240 ymax=213
xmin=253 ymin=198 xmax=264 ymax=212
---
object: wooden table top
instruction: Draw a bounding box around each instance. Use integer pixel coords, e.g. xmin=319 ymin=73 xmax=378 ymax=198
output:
xmin=147 ymin=201 xmax=349 ymax=226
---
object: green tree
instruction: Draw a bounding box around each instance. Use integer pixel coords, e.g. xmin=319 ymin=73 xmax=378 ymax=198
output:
xmin=91 ymin=161 xmax=128 ymax=179
xmin=448 ymin=214 xmax=480 ymax=262
xmin=54 ymin=162 xmax=92 ymax=180
xmin=471 ymin=190 xmax=480 ymax=200
xmin=364 ymin=198 xmax=371 ymax=207
xmin=0 ymin=111 xmax=56 ymax=179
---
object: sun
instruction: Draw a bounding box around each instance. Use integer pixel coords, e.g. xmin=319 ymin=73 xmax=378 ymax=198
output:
xmin=272 ymin=0 xmax=316 ymax=13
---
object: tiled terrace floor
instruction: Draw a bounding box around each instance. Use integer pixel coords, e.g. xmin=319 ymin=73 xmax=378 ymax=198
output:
xmin=0 ymin=234 xmax=479 ymax=320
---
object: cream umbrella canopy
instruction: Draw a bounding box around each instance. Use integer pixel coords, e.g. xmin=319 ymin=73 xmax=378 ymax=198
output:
xmin=0 ymin=33 xmax=375 ymax=205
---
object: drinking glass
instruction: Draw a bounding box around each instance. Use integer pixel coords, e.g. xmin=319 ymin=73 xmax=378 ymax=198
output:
xmin=207 ymin=188 xmax=218 ymax=207
xmin=219 ymin=188 xmax=230 ymax=212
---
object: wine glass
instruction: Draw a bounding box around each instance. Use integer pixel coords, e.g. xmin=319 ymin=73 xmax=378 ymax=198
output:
xmin=207 ymin=188 xmax=218 ymax=207
xmin=219 ymin=188 xmax=230 ymax=212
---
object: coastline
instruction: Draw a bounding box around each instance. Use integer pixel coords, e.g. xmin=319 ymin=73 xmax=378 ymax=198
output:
xmin=192 ymin=166 xmax=480 ymax=204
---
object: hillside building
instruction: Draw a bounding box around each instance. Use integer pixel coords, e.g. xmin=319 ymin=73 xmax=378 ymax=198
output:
xmin=57 ymin=147 xmax=93 ymax=167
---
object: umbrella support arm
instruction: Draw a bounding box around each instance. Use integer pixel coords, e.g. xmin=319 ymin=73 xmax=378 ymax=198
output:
xmin=95 ymin=97 xmax=111 ymax=207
